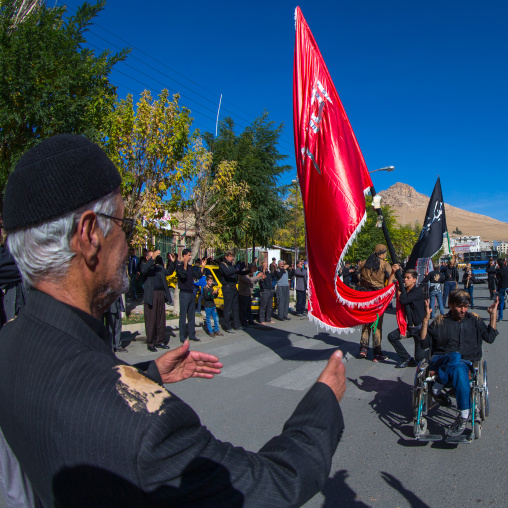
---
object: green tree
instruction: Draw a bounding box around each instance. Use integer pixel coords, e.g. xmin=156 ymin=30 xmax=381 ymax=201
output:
xmin=273 ymin=184 xmax=306 ymax=259
xmin=0 ymin=0 xmax=128 ymax=206
xmin=344 ymin=197 xmax=404 ymax=263
xmin=187 ymin=153 xmax=250 ymax=260
xmin=101 ymin=89 xmax=202 ymax=246
xmin=204 ymin=114 xmax=291 ymax=255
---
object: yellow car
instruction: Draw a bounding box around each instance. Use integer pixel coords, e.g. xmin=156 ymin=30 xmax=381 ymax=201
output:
xmin=167 ymin=264 xmax=277 ymax=313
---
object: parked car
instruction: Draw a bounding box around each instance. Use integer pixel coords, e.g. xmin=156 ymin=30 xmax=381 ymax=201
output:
xmin=167 ymin=265 xmax=277 ymax=314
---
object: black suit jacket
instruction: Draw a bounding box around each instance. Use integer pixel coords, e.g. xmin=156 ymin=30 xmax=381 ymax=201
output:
xmin=0 ymin=290 xmax=344 ymax=507
xmin=141 ymin=258 xmax=174 ymax=306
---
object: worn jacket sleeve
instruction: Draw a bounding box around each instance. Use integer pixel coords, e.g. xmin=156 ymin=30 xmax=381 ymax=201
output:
xmin=137 ymin=382 xmax=344 ymax=507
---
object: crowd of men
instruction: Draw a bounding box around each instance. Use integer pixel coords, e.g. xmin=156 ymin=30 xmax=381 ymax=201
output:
xmin=123 ymin=248 xmax=310 ymax=351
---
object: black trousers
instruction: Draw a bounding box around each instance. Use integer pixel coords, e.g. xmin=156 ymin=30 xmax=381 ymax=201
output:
xmin=239 ymin=294 xmax=253 ymax=325
xmin=388 ymin=328 xmax=428 ymax=362
xmin=144 ymin=290 xmax=166 ymax=346
xmin=295 ymin=290 xmax=306 ymax=314
xmin=179 ymin=290 xmax=196 ymax=341
xmin=259 ymin=289 xmax=273 ymax=323
xmin=223 ymin=285 xmax=241 ymax=330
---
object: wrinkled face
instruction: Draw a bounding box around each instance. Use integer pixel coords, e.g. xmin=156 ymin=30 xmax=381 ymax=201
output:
xmin=96 ymin=194 xmax=129 ymax=311
xmin=278 ymin=261 xmax=284 ymax=268
xmin=449 ymin=302 xmax=469 ymax=321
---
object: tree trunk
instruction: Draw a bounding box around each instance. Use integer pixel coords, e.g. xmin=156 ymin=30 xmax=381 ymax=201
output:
xmin=173 ymin=286 xmax=180 ymax=317
xmin=252 ymin=234 xmax=256 ymax=264
xmin=190 ymin=235 xmax=202 ymax=263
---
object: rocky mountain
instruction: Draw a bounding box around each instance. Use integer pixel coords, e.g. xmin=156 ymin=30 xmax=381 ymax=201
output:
xmin=378 ymin=182 xmax=508 ymax=242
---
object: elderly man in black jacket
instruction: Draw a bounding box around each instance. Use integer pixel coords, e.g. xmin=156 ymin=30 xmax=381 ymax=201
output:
xmin=0 ymin=134 xmax=347 ymax=508
xmin=420 ymin=289 xmax=498 ymax=436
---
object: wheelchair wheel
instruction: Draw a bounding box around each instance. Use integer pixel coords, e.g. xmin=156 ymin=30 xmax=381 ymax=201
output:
xmin=474 ymin=420 xmax=482 ymax=439
xmin=483 ymin=360 xmax=489 ymax=418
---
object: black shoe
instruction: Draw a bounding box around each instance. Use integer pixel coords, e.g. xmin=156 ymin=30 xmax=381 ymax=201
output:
xmin=114 ymin=347 xmax=128 ymax=353
xmin=189 ymin=337 xmax=201 ymax=342
xmin=235 ymin=326 xmax=247 ymax=330
xmin=147 ymin=346 xmax=157 ymax=352
xmin=433 ymin=392 xmax=452 ymax=407
xmin=407 ymin=358 xmax=417 ymax=367
xmin=395 ymin=358 xmax=411 ymax=368
xmin=445 ymin=415 xmax=467 ymax=437
xmin=155 ymin=344 xmax=170 ymax=349
xmin=225 ymin=329 xmax=235 ymax=334
xmin=284 ymin=317 xmax=291 ymax=321
xmin=248 ymin=321 xmax=255 ymax=325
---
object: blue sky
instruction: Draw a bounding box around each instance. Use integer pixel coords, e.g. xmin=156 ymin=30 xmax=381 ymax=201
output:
xmin=58 ymin=0 xmax=508 ymax=222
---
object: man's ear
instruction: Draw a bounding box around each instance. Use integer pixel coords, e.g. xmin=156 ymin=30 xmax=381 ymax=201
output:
xmin=71 ymin=211 xmax=101 ymax=268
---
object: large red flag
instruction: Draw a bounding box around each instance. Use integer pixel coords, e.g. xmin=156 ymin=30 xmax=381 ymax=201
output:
xmin=293 ymin=7 xmax=395 ymax=332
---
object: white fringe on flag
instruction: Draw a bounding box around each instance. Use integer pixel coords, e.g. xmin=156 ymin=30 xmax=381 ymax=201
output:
xmin=307 ymin=312 xmax=360 ymax=335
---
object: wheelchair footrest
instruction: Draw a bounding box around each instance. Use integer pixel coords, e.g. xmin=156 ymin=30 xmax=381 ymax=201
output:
xmin=415 ymin=433 xmax=442 ymax=442
xmin=445 ymin=435 xmax=472 ymax=444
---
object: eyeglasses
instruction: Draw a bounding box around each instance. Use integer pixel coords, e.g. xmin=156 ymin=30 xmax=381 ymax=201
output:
xmin=96 ymin=213 xmax=137 ymax=241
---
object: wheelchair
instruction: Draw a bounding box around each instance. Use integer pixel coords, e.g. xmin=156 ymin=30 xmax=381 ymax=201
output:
xmin=412 ymin=356 xmax=489 ymax=442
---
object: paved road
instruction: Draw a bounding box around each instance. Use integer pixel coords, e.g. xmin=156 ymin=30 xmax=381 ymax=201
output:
xmin=2 ymin=284 xmax=507 ymax=507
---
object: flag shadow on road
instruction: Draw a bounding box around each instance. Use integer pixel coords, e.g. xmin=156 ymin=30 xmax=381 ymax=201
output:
xmin=243 ymin=327 xmax=367 ymax=363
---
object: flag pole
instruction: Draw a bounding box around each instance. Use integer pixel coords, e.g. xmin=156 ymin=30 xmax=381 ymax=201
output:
xmin=370 ymin=185 xmax=415 ymax=325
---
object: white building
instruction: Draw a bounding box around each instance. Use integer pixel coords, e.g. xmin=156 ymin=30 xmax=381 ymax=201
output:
xmin=497 ymin=242 xmax=508 ymax=255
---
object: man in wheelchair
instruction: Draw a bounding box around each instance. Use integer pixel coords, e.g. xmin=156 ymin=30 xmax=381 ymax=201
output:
xmin=420 ymin=289 xmax=498 ymax=437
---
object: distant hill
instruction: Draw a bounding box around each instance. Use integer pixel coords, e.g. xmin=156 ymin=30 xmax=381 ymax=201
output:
xmin=378 ymin=182 xmax=508 ymax=242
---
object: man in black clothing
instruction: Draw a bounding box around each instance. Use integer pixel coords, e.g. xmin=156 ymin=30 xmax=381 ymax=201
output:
xmin=496 ymin=258 xmax=508 ymax=321
xmin=219 ymin=251 xmax=245 ymax=333
xmin=141 ymin=250 xmax=174 ymax=351
xmin=258 ymin=262 xmax=275 ymax=324
xmin=442 ymin=260 xmax=459 ymax=308
xmin=339 ymin=261 xmax=355 ymax=288
xmin=486 ymin=258 xmax=497 ymax=299
xmin=420 ymin=290 xmax=498 ymax=436
xmin=176 ymin=249 xmax=205 ymax=343
xmin=422 ymin=263 xmax=445 ymax=318
xmin=388 ymin=269 xmax=427 ymax=368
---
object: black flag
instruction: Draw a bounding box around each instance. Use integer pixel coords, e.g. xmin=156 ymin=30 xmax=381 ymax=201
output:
xmin=407 ymin=177 xmax=447 ymax=269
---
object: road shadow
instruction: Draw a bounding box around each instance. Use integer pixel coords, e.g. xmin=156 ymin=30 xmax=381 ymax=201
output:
xmin=321 ymin=470 xmax=370 ymax=507
xmin=380 ymin=472 xmax=431 ymax=508
xmin=347 ymin=374 xmax=428 ymax=447
xmin=241 ymin=325 xmax=369 ymax=363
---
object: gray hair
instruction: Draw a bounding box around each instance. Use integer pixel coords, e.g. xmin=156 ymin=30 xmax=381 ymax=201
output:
xmin=7 ymin=191 xmax=119 ymax=287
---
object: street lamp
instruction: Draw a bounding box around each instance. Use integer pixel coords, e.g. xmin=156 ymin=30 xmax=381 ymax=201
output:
xmin=370 ymin=165 xmax=395 ymax=173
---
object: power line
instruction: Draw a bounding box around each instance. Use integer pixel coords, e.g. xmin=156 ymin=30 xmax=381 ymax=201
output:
xmin=55 ymin=0 xmax=297 ymax=149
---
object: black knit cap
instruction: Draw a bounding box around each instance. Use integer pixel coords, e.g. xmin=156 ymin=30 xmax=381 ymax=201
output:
xmin=3 ymin=134 xmax=122 ymax=231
